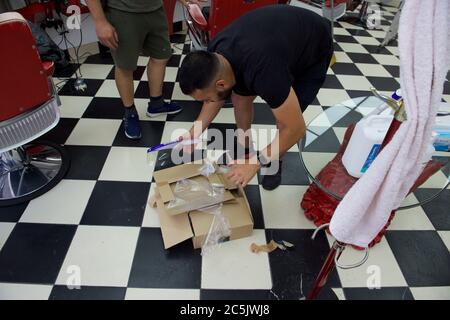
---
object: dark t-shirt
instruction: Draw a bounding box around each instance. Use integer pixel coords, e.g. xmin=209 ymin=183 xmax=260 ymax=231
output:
xmin=208 ymin=5 xmax=333 ymax=108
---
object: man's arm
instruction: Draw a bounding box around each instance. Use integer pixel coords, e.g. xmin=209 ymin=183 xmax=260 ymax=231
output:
xmin=261 ymin=87 xmax=306 ymax=163
xmin=86 ymin=0 xmax=118 ymax=49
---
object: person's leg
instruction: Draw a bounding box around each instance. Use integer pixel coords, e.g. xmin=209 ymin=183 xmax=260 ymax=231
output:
xmin=106 ymin=8 xmax=143 ymax=139
xmin=143 ymin=6 xmax=182 ymax=117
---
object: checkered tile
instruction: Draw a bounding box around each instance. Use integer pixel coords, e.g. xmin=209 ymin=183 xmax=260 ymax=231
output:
xmin=1 ymin=3 xmax=449 ymax=300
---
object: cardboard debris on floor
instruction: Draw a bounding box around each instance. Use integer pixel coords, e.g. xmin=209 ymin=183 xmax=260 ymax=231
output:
xmin=150 ymin=162 xmax=254 ymax=250
xmin=250 ymin=240 xmax=295 ymax=254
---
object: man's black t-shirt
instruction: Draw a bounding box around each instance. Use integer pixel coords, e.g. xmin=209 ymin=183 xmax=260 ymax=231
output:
xmin=208 ymin=5 xmax=333 ymax=109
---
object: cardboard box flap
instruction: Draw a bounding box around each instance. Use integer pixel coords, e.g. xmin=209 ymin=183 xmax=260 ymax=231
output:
xmin=153 ymin=164 xmax=204 ymax=184
xmin=157 ymin=196 xmax=194 ymax=249
xmin=157 ymin=182 xmax=175 ymax=203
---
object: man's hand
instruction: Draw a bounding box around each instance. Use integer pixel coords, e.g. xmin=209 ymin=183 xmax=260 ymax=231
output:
xmin=225 ymin=156 xmax=261 ymax=187
xmin=177 ymin=131 xmax=196 ymax=155
xmin=95 ymin=19 xmax=119 ymax=50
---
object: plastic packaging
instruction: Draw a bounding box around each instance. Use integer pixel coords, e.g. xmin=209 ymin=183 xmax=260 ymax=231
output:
xmin=166 ymin=178 xmax=225 ymax=213
xmin=342 ymin=115 xmax=393 ymax=178
xmin=200 ymin=204 xmax=231 ymax=256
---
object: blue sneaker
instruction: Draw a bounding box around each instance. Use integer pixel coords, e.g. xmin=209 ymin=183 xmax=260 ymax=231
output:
xmin=123 ymin=112 xmax=142 ymax=140
xmin=146 ymin=101 xmax=182 ymax=118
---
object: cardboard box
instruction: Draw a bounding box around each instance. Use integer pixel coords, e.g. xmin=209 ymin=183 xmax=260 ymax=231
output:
xmin=152 ymin=163 xmax=254 ymax=249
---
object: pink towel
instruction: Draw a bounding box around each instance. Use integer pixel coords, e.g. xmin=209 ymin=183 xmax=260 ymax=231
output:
xmin=329 ymin=0 xmax=450 ymax=248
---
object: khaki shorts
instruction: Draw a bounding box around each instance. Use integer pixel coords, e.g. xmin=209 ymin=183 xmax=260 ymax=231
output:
xmin=105 ymin=6 xmax=172 ymax=70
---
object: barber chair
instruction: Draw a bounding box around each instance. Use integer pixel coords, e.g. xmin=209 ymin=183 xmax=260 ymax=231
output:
xmin=0 ymin=12 xmax=69 ymax=207
xmin=185 ymin=0 xmax=279 ymax=51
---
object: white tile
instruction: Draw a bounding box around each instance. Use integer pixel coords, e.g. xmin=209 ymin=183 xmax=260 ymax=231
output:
xmin=141 ymin=66 xmax=178 ymax=82
xmin=73 ymin=64 xmax=113 ymax=79
xmin=0 ymin=283 xmax=52 ymax=300
xmin=56 ymin=225 xmax=140 ymax=287
xmin=172 ymin=82 xmax=194 ymax=101
xmin=333 ymin=27 xmax=351 ymax=36
xmin=333 ymin=127 xmax=347 ymax=144
xmin=95 ymin=79 xmax=140 ymax=98
xmin=443 ymin=94 xmax=450 ymax=103
xmin=316 ymin=88 xmax=351 ymax=107
xmin=438 ymin=231 xmax=450 ymax=252
xmin=254 ymin=96 xmax=265 ymax=103
xmin=356 ymin=63 xmax=392 ymax=77
xmin=416 ymin=170 xmax=448 ymax=189
xmin=201 ymin=229 xmax=272 ymax=289
xmin=338 ymin=43 xmax=369 ymax=54
xmin=99 ymin=147 xmax=155 ymax=182
xmin=125 ymin=288 xmax=200 ymax=300
xmin=65 ymin=119 xmax=121 ymax=146
xmin=161 ymin=121 xmax=203 ymax=144
xmin=372 ymin=54 xmax=400 ymax=66
xmin=300 ymin=152 xmax=336 ymax=179
xmin=386 ymin=46 xmax=399 ymax=57
xmin=137 ymin=56 xmax=150 ymax=66
xmin=250 ymin=124 xmax=298 ymax=153
xmin=142 ymin=184 xmax=160 ymax=228
xmin=410 ymin=287 xmax=450 ymax=300
xmin=327 ymin=236 xmax=407 ymax=288
xmin=334 ymin=52 xmax=353 ymax=63
xmin=260 ymin=186 xmax=316 ymax=229
xmin=354 ymin=36 xmax=381 ymax=46
xmin=59 ymin=96 xmax=92 ymax=118
xmin=338 ymin=22 xmax=364 ymax=30
xmin=303 ymin=105 xmax=324 ymax=125
xmin=388 ymin=204 xmax=435 ymax=231
xmin=367 ymin=30 xmax=387 ymax=38
xmin=212 ymin=108 xmax=235 ymax=124
xmin=20 ymin=180 xmax=96 ymax=225
xmin=134 ymin=98 xmax=167 ymax=121
xmin=332 ymin=288 xmax=346 ymax=300
xmin=0 ymin=223 xmax=15 ymax=251
xmin=336 ymin=75 xmax=374 ymax=91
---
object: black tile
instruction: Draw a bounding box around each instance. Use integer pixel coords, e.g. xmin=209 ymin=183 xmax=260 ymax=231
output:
xmin=347 ymin=53 xmax=379 ymax=64
xmin=383 ymin=65 xmax=400 ymax=78
xmin=344 ymin=287 xmax=414 ymax=300
xmin=170 ymin=33 xmax=187 ymax=44
xmin=266 ymin=229 xmax=340 ymax=300
xmin=0 ymin=223 xmax=76 ymax=283
xmin=58 ymin=78 xmax=103 ymax=97
xmin=82 ymin=97 xmax=124 ymax=119
xmin=53 ymin=63 xmax=80 ymax=78
xmin=362 ymin=45 xmax=391 ymax=55
xmin=333 ymin=42 xmax=343 ymax=52
xmin=367 ymin=76 xmax=400 ymax=92
xmin=322 ymin=74 xmax=344 ymax=89
xmin=39 ymin=118 xmax=79 ymax=145
xmin=167 ymin=54 xmax=182 ymax=67
xmin=201 ymin=289 xmax=272 ymax=300
xmin=83 ymin=52 xmax=115 ymax=65
xmin=106 ymin=66 xmax=146 ymax=80
xmin=64 ymin=145 xmax=110 ymax=180
xmin=134 ymin=81 xmax=174 ymax=100
xmin=443 ymin=80 xmax=450 ymax=95
xmin=0 ymin=203 xmax=27 ymax=222
xmin=128 ymin=227 xmax=202 ymax=288
xmin=303 ymin=128 xmax=342 ymax=153
xmin=81 ymin=181 xmax=150 ymax=227
xmin=207 ymin=123 xmax=238 ymax=153
xmin=346 ymin=90 xmax=374 ymax=99
xmin=253 ymin=103 xmax=275 ymax=125
xmin=346 ymin=29 xmax=371 ymax=37
xmin=243 ymin=185 xmax=264 ymax=229
xmin=257 ymin=152 xmax=310 ymax=186
xmin=112 ymin=120 xmax=165 ymax=148
xmin=153 ymin=148 xmax=181 ymax=171
xmin=334 ymin=109 xmax=364 ymax=127
xmin=331 ymin=63 xmax=364 ymax=76
xmin=334 ymin=35 xmax=358 ymax=43
xmin=385 ymin=231 xmax=450 ymax=287
xmin=182 ymin=43 xmax=192 ymax=55
xmin=166 ymin=100 xmax=202 ymax=122
xmin=49 ymin=285 xmax=126 ymax=300
xmin=414 ymin=188 xmax=450 ymax=230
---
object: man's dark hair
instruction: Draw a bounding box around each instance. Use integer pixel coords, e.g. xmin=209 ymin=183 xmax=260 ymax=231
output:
xmin=178 ymin=51 xmax=220 ymax=95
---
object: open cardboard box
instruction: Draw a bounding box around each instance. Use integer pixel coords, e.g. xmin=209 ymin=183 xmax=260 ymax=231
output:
xmin=152 ymin=163 xmax=254 ymax=249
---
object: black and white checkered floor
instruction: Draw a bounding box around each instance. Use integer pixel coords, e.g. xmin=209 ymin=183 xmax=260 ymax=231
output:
xmin=1 ymin=4 xmax=449 ymax=300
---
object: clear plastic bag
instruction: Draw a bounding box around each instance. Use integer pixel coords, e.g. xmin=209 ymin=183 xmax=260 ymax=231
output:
xmin=167 ymin=178 xmax=225 ymax=213
xmin=200 ymin=204 xmax=231 ymax=256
